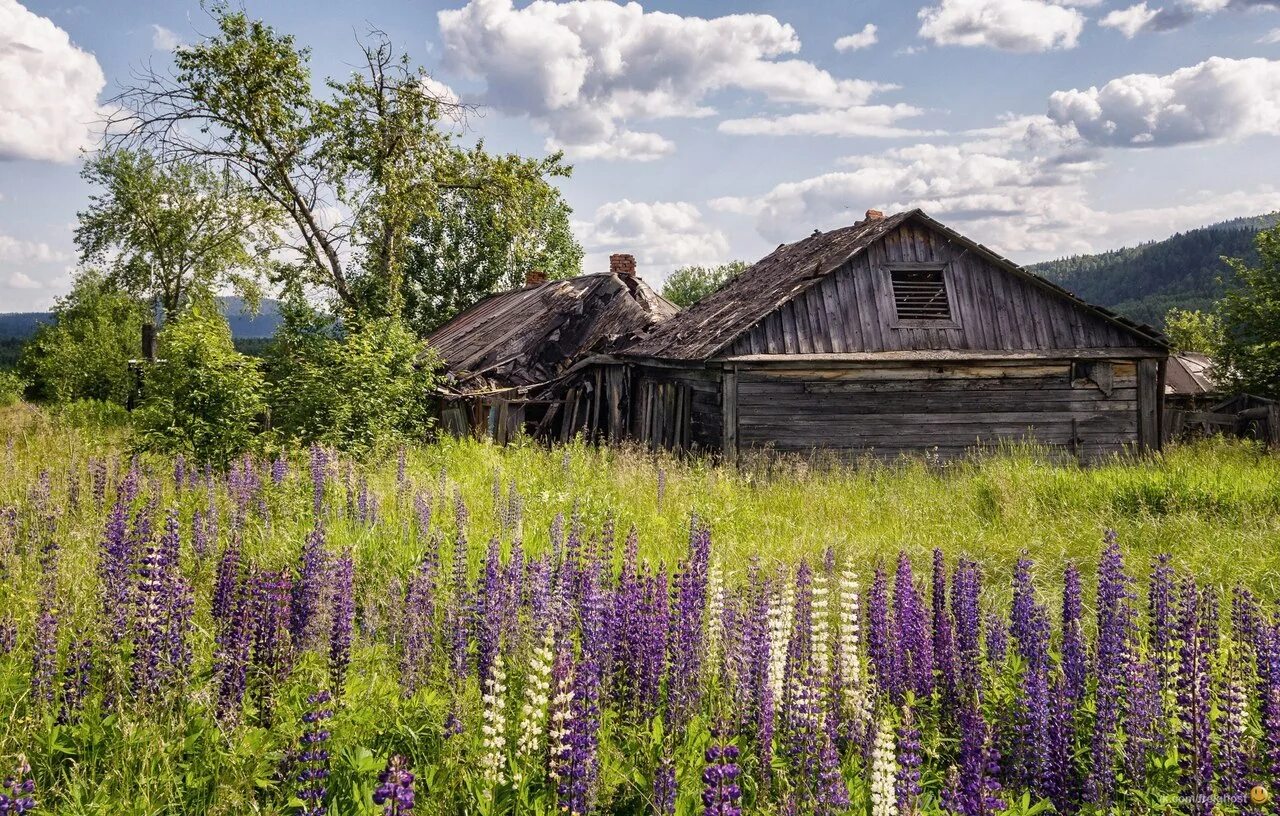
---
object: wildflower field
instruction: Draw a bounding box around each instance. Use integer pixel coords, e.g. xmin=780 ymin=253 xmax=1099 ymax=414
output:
xmin=1 ymin=404 xmax=1280 ymax=815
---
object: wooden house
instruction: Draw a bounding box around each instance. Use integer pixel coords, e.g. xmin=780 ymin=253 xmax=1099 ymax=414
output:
xmin=616 ymin=209 xmax=1169 ymax=460
xmin=426 ymin=257 xmax=677 ymax=442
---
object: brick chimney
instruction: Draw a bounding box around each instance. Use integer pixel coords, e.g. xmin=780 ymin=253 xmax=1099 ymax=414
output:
xmin=525 ymin=268 xmax=547 ymax=287
xmin=864 ymin=208 xmax=885 ymax=221
xmin=610 ymin=253 xmax=637 ymax=277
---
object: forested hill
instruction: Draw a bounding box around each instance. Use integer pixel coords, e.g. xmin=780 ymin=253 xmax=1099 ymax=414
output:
xmin=1029 ymin=213 xmax=1279 ymax=327
xmin=0 ymin=297 xmax=282 ymax=340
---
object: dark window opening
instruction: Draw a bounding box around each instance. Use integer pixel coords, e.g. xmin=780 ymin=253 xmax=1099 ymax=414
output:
xmin=890 ymin=268 xmax=952 ymax=321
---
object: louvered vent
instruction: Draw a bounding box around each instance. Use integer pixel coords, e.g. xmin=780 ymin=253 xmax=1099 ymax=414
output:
xmin=890 ymin=268 xmax=951 ymax=321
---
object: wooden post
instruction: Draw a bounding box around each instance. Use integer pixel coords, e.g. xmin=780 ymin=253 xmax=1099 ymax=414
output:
xmin=1136 ymin=358 xmax=1159 ymax=452
xmin=1155 ymin=356 xmax=1167 ymax=451
xmin=1267 ymin=403 xmax=1280 ymax=450
xmin=721 ymin=365 xmax=738 ymax=462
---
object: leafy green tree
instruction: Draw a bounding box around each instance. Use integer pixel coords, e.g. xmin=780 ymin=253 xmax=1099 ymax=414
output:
xmin=1163 ymin=308 xmax=1224 ymax=354
xmin=76 ymin=149 xmax=276 ymax=316
xmin=134 ymin=300 xmax=266 ymax=463
xmin=399 ymin=149 xmax=582 ymax=332
xmin=108 ymin=7 xmax=574 ymax=322
xmin=660 ymin=261 xmax=748 ymax=307
xmin=19 ymin=273 xmax=147 ymax=405
xmin=267 ymin=301 xmax=440 ymax=453
xmin=1216 ymin=225 xmax=1280 ymax=398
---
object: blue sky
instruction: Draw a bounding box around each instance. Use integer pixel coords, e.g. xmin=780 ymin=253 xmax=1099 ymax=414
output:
xmin=2 ymin=0 xmax=1279 ymax=310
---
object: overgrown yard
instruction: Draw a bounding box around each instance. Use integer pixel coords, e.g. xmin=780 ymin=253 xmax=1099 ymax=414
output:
xmin=1 ymin=403 xmax=1278 ymax=814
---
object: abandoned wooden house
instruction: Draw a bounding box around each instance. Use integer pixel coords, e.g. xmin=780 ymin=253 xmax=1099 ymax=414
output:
xmin=614 ymin=208 xmax=1170 ymax=460
xmin=426 ymin=257 xmax=677 ymax=442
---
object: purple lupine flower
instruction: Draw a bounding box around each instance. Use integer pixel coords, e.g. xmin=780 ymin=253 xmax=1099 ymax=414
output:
xmin=250 ymin=568 xmax=293 ymax=721
xmin=983 ymin=613 xmax=1006 ymax=669
xmin=0 ymin=755 xmax=36 ymax=815
xmin=173 ymin=454 xmax=186 ymax=490
xmin=932 ymin=549 xmax=956 ymax=707
xmin=329 ymin=550 xmax=355 ymax=694
xmin=1262 ymin=622 xmax=1280 ymax=785
xmin=0 ymin=616 xmax=15 ymax=655
xmin=527 ymin=553 xmax=552 ymax=635
xmin=611 ymin=527 xmax=643 ymax=713
xmin=1148 ymin=552 xmax=1177 ymax=745
xmin=373 ymin=755 xmax=415 ymax=814
xmin=560 ymin=656 xmax=601 ymax=816
xmin=896 ymin=704 xmax=923 ymax=816
xmin=653 ymin=754 xmax=677 ymax=816
xmin=782 ymin=664 xmax=822 ymax=803
xmin=401 ymin=547 xmax=438 ymax=695
xmin=1008 ymin=555 xmax=1052 ymax=797
xmin=578 ymin=553 xmax=609 ymax=673
xmin=639 ymin=564 xmax=670 ymax=718
xmin=90 ymin=458 xmax=107 ymax=508
xmin=1122 ymin=657 xmax=1160 ymax=792
xmin=30 ymin=591 xmax=58 ymax=708
xmin=447 ymin=505 xmax=471 ymax=680
xmin=666 ymin=523 xmax=711 ymax=726
xmin=309 ymin=444 xmax=328 ymax=518
xmin=212 ymin=536 xmax=243 ymax=625
xmin=895 ymin=551 xmax=933 ymax=701
xmin=99 ymin=489 xmax=133 ymax=643
xmin=58 ymin=636 xmax=93 ymax=725
xmin=1218 ymin=647 xmax=1251 ymax=803
xmin=215 ymin=567 xmax=252 ymax=722
xmin=868 ymin=564 xmax=896 ymax=699
xmin=1060 ymin=564 xmax=1087 ymax=705
xmin=1085 ymin=532 xmax=1132 ymax=808
xmin=1177 ymin=579 xmax=1214 ymax=813
xmin=476 ymin=537 xmax=504 ymax=686
xmin=297 ymin=690 xmax=333 ymax=815
xmin=702 ymin=732 xmax=744 ymax=816
xmin=291 ymin=526 xmax=329 ymax=649
xmin=952 ymin=559 xmax=983 ymax=697
xmin=815 ymin=724 xmax=849 ymax=816
xmin=271 ymin=456 xmax=287 ymax=486
xmin=955 ymin=700 xmax=1006 ymax=816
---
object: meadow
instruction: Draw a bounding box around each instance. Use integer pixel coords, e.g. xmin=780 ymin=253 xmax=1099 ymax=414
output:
xmin=1 ymin=402 xmax=1279 ymax=815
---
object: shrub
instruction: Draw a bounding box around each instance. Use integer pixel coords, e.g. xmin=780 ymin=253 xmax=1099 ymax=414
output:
xmin=18 ymin=273 xmax=146 ymax=405
xmin=134 ymin=301 xmax=266 ymax=463
xmin=268 ymin=307 xmax=440 ymax=454
xmin=0 ymin=370 xmax=24 ymax=407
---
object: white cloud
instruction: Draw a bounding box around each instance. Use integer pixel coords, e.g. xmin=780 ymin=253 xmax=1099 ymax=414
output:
xmin=718 ymin=104 xmax=931 ymax=138
xmin=1099 ymin=2 xmax=1160 ymax=36
xmin=0 ymin=234 xmax=70 ymax=263
xmin=835 ymin=24 xmax=879 ymax=51
xmin=1048 ymin=56 xmax=1280 ymax=147
xmin=579 ymin=199 xmax=729 ymax=279
xmin=0 ymin=0 xmax=105 ymax=162
xmin=437 ymin=0 xmax=896 ymax=160
xmin=918 ymin=0 xmax=1086 ymax=51
xmin=150 ymin=24 xmax=181 ymax=52
xmin=5 ymin=271 xmax=42 ymax=289
xmin=1260 ymin=27 xmax=1280 ymax=42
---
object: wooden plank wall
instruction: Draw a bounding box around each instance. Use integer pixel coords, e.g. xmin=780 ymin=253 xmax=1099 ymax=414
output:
xmin=734 ymin=360 xmax=1142 ymax=460
xmin=726 ymin=221 xmax=1142 ymax=356
xmin=631 ymin=365 xmax=721 ymax=451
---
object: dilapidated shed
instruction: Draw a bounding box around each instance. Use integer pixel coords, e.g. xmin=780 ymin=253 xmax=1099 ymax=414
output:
xmin=427 ymin=256 xmax=677 ymax=441
xmin=617 ymin=209 xmax=1169 ymax=460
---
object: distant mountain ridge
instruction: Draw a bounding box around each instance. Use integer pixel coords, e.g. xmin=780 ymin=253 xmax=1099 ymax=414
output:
xmin=0 ymin=297 xmax=283 ymax=340
xmin=1029 ymin=212 xmax=1280 ymax=327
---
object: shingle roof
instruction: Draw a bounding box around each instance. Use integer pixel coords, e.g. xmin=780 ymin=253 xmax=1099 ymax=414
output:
xmin=426 ymin=272 xmax=677 ymax=395
xmin=623 ymin=208 xmax=1165 ymax=361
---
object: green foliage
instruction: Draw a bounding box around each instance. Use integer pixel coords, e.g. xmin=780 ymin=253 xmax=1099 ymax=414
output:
xmin=134 ymin=301 xmax=266 ymax=463
xmin=399 ymin=150 xmax=583 ymax=332
xmin=0 ymin=370 xmax=24 ymax=407
xmin=76 ymin=149 xmax=277 ymax=315
xmin=1030 ymin=214 xmax=1279 ymax=325
xmin=18 ymin=274 xmax=146 ymax=405
xmin=660 ymin=261 xmax=748 ymax=307
xmin=1162 ymin=308 xmax=1224 ymax=354
xmin=1216 ymin=224 xmax=1280 ymax=398
xmin=268 ymin=303 xmax=440 ymax=453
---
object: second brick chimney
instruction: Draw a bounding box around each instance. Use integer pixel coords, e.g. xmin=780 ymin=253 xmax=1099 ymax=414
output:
xmin=864 ymin=208 xmax=885 ymax=221
xmin=525 ymin=268 xmax=547 ymax=287
xmin=610 ymin=253 xmax=637 ymax=277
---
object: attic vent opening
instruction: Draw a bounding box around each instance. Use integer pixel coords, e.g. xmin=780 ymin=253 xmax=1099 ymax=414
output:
xmin=890 ymin=267 xmax=952 ymax=321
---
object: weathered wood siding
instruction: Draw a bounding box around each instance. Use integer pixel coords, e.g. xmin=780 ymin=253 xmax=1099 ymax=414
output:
xmin=726 ymin=221 xmax=1138 ymax=356
xmin=631 ymin=365 xmax=721 ymax=451
xmin=731 ymin=360 xmax=1142 ymax=460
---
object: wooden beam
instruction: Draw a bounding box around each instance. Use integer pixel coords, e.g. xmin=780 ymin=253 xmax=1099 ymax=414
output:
xmin=1136 ymin=358 xmax=1159 ymax=452
xmin=722 ymin=365 xmax=738 ymax=461
xmin=718 ymin=348 xmax=1167 ymax=366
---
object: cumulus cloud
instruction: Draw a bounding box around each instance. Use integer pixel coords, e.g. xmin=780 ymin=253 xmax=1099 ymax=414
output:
xmin=718 ymin=104 xmax=931 ymax=138
xmin=0 ymin=233 xmax=70 ymax=263
xmin=5 ymin=271 xmax=42 ymax=289
xmin=1048 ymin=56 xmax=1280 ymax=147
xmin=835 ymin=24 xmax=879 ymax=51
xmin=1259 ymin=26 xmax=1280 ymax=42
xmin=0 ymin=0 xmax=106 ymax=162
xmin=918 ymin=0 xmax=1086 ymax=51
xmin=437 ymin=0 xmax=898 ymax=160
xmin=579 ymin=199 xmax=729 ymax=279
xmin=150 ymin=24 xmax=181 ymax=51
xmin=1099 ymin=2 xmax=1160 ymax=36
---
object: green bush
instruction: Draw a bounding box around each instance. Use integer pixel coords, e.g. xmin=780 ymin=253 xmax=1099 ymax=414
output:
xmin=134 ymin=301 xmax=266 ymax=463
xmin=0 ymin=370 xmax=24 ymax=407
xmin=269 ymin=306 xmax=440 ymax=454
xmin=19 ymin=273 xmax=146 ymax=405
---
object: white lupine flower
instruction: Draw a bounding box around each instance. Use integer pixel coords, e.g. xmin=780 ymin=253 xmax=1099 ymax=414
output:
xmin=811 ymin=568 xmax=831 ymax=679
xmin=514 ymin=628 xmax=554 ymax=784
xmin=768 ymin=579 xmax=795 ymax=704
xmin=480 ymin=653 xmax=509 ymax=785
xmin=838 ymin=566 xmax=871 ymax=728
xmin=871 ymin=716 xmax=899 ymax=816
xmin=706 ymin=562 xmax=725 ymax=663
xmin=547 ymin=663 xmax=575 ymax=784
